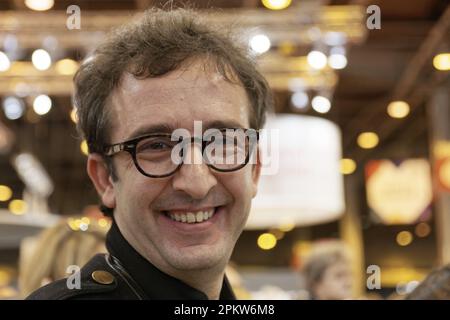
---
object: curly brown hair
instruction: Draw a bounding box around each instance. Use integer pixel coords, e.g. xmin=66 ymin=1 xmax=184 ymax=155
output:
xmin=73 ymin=7 xmax=273 ymax=155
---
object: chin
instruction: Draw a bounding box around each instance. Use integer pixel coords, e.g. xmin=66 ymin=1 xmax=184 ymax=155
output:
xmin=165 ymin=245 xmax=228 ymax=271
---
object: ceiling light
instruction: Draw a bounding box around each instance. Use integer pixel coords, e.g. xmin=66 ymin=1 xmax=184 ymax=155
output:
xmin=249 ymin=34 xmax=271 ymax=55
xmin=257 ymin=233 xmax=277 ymax=250
xmin=80 ymin=140 xmax=89 ymax=155
xmin=70 ymin=108 xmax=78 ymax=123
xmin=328 ymin=54 xmax=348 ymax=69
xmin=25 ymin=0 xmax=54 ymax=11
xmin=0 ymin=185 xmax=12 ymax=202
xmin=55 ymin=58 xmax=78 ymax=75
xmin=396 ymin=231 xmax=413 ymax=247
xmin=9 ymin=199 xmax=27 ymax=215
xmin=31 ymin=49 xmax=52 ymax=71
xmin=291 ymin=91 xmax=309 ymax=110
xmin=387 ymin=101 xmax=410 ymax=119
xmin=261 ymin=0 xmax=292 ymax=10
xmin=33 ymin=95 xmax=52 ymax=115
xmin=357 ymin=132 xmax=379 ymax=149
xmin=0 ymin=51 xmax=11 ymax=72
xmin=307 ymin=50 xmax=327 ymax=70
xmin=311 ymin=95 xmax=331 ymax=113
xmin=340 ymin=158 xmax=357 ymax=175
xmin=323 ymin=32 xmax=347 ymax=46
xmin=433 ymin=53 xmax=450 ymax=71
xmin=2 ymin=97 xmax=25 ymax=120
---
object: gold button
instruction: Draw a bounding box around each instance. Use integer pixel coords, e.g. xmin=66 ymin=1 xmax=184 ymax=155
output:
xmin=91 ymin=270 xmax=115 ymax=285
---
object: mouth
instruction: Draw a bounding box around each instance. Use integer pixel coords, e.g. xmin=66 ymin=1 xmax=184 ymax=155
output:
xmin=162 ymin=207 xmax=220 ymax=224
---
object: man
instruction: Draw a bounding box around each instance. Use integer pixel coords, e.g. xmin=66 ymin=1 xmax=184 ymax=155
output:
xmin=27 ymin=8 xmax=272 ymax=300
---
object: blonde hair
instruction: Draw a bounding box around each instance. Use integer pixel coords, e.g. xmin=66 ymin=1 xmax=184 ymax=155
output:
xmin=19 ymin=218 xmax=107 ymax=298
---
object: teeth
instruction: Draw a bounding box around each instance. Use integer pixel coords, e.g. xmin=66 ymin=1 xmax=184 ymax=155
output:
xmin=167 ymin=208 xmax=216 ymax=224
xmin=187 ymin=212 xmax=196 ymax=223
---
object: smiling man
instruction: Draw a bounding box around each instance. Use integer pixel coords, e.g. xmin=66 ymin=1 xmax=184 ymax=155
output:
xmin=27 ymin=8 xmax=272 ymax=300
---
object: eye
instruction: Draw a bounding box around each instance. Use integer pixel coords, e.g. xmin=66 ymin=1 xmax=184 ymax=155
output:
xmin=137 ymin=138 xmax=175 ymax=153
xmin=148 ymin=142 xmax=167 ymax=150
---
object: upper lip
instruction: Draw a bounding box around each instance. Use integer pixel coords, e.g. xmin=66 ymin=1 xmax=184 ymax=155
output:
xmin=160 ymin=205 xmax=223 ymax=213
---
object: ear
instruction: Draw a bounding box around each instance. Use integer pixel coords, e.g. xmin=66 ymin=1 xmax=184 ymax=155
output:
xmin=251 ymin=147 xmax=262 ymax=198
xmin=87 ymin=153 xmax=116 ymax=209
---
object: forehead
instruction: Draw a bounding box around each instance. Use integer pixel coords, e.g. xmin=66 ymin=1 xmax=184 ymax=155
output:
xmin=108 ymin=60 xmax=251 ymax=142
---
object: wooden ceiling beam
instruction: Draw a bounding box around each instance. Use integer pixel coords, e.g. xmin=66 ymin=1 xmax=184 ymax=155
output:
xmin=343 ymin=5 xmax=450 ymax=157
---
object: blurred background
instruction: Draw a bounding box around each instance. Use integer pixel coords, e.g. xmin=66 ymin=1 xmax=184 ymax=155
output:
xmin=0 ymin=0 xmax=449 ymax=300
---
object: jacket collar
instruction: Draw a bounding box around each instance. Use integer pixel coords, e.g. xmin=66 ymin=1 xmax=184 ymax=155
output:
xmin=106 ymin=222 xmax=235 ymax=300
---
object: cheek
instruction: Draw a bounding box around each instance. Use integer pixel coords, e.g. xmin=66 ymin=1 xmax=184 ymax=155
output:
xmin=115 ymin=174 xmax=164 ymax=212
xmin=220 ymin=168 xmax=255 ymax=206
xmin=246 ymin=166 xmax=259 ymax=197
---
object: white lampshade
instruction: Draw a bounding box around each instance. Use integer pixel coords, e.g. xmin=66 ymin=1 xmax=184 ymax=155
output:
xmin=246 ymin=114 xmax=345 ymax=229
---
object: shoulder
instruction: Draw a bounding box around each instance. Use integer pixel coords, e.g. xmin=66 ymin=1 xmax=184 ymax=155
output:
xmin=26 ymin=254 xmax=142 ymax=300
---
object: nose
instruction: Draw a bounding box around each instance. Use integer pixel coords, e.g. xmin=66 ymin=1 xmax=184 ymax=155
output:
xmin=172 ymin=143 xmax=217 ymax=199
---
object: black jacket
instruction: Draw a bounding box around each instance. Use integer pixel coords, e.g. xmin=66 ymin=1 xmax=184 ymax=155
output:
xmin=27 ymin=223 xmax=236 ymax=300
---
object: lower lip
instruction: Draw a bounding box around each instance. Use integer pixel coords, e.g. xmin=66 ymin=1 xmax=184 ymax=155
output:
xmin=159 ymin=206 xmax=223 ymax=232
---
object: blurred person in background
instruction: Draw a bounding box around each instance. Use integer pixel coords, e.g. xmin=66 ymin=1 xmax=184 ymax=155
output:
xmin=406 ymin=264 xmax=450 ymax=300
xmin=19 ymin=218 xmax=107 ymax=298
xmin=302 ymin=242 xmax=354 ymax=300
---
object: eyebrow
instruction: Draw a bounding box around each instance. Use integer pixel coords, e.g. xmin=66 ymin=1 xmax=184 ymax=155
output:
xmin=126 ymin=123 xmax=175 ymax=141
xmin=124 ymin=119 xmax=248 ymax=142
xmin=203 ymin=120 xmax=247 ymax=130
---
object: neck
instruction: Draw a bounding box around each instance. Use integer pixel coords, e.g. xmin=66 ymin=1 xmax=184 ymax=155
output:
xmin=117 ymin=220 xmax=227 ymax=299
xmin=170 ymin=267 xmax=225 ymax=300
xmin=146 ymin=249 xmax=227 ymax=300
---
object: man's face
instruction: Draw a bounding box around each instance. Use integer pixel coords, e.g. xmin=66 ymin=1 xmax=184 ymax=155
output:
xmin=99 ymin=60 xmax=260 ymax=274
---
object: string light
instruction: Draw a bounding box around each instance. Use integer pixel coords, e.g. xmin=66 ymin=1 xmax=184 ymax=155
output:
xmin=2 ymin=97 xmax=25 ymax=120
xmin=9 ymin=199 xmax=27 ymax=215
xmin=80 ymin=140 xmax=89 ymax=155
xmin=0 ymin=185 xmax=12 ymax=202
xmin=25 ymin=0 xmax=54 ymax=11
xmin=328 ymin=54 xmax=347 ymax=69
xmin=0 ymin=51 xmax=11 ymax=72
xmin=70 ymin=108 xmax=78 ymax=123
xmin=55 ymin=59 xmax=78 ymax=75
xmin=415 ymin=223 xmax=431 ymax=238
xmin=98 ymin=218 xmax=110 ymax=228
xmin=396 ymin=231 xmax=413 ymax=246
xmin=311 ymin=96 xmax=331 ymax=113
xmin=433 ymin=53 xmax=450 ymax=71
xmin=357 ymin=132 xmax=379 ymax=149
xmin=261 ymin=0 xmax=292 ymax=10
xmin=33 ymin=95 xmax=52 ymax=115
xmin=249 ymin=34 xmax=271 ymax=54
xmin=387 ymin=101 xmax=410 ymax=119
xmin=291 ymin=91 xmax=309 ymax=110
xmin=32 ymin=49 xmax=52 ymax=71
xmin=307 ymin=50 xmax=327 ymax=70
xmin=340 ymin=158 xmax=357 ymax=175
xmin=257 ymin=233 xmax=277 ymax=250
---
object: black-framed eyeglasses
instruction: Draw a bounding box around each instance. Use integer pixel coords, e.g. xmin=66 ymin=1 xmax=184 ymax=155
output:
xmin=103 ymin=128 xmax=259 ymax=178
